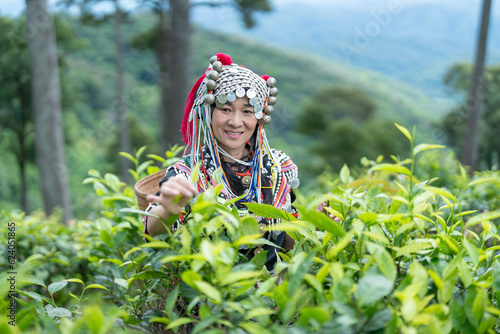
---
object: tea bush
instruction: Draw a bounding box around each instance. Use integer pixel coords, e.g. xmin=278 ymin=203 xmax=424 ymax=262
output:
xmin=1 ymin=124 xmax=500 ymax=333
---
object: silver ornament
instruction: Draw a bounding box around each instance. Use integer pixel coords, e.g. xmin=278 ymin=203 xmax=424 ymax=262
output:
xmin=206 ymin=80 xmax=216 ymax=91
xmin=255 ymin=111 xmax=263 ymax=119
xmin=262 ymin=115 xmax=271 ymax=125
xmin=268 ymin=96 xmax=277 ymax=106
xmin=217 ymin=94 xmax=228 ymax=104
xmin=212 ymin=61 xmax=223 ymax=72
xmin=246 ymin=89 xmax=256 ymax=99
xmin=227 ymin=91 xmax=236 ymax=102
xmin=235 ymin=87 xmax=246 ymax=98
xmin=254 ymin=104 xmax=263 ymax=113
xmin=264 ymin=105 xmax=274 ymax=115
xmin=210 ymin=55 xmax=218 ymax=64
xmin=215 ymin=99 xmax=225 ymax=108
xmin=269 ymin=87 xmax=278 ymax=96
xmin=249 ymin=97 xmax=259 ymax=106
xmin=266 ymin=77 xmax=277 ymax=87
xmin=204 ymin=94 xmax=215 ymax=105
xmin=207 ymin=70 xmax=219 ymax=81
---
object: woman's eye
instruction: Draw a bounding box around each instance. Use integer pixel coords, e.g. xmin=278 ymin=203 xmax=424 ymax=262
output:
xmin=243 ymin=109 xmax=254 ymax=114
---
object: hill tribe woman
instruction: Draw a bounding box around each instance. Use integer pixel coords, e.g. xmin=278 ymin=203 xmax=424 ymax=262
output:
xmin=144 ymin=53 xmax=302 ymax=270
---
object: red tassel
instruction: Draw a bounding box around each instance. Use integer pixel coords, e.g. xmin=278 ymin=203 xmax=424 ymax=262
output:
xmin=216 ymin=53 xmax=232 ymax=65
xmin=261 ymin=74 xmax=270 ymax=81
xmin=180 ymin=72 xmax=208 ymax=145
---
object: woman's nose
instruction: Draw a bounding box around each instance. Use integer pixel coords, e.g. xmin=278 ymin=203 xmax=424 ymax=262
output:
xmin=228 ymin=111 xmax=243 ymax=127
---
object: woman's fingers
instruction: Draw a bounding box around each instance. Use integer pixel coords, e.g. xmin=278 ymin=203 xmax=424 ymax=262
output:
xmin=146 ymin=175 xmax=198 ymax=216
xmin=317 ymin=201 xmax=341 ymax=222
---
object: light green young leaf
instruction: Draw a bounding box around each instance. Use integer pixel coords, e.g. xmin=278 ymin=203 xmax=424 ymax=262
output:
xmin=340 ymin=164 xmax=350 ymax=185
xmin=466 ymin=210 xmax=500 ymax=228
xmin=166 ymin=317 xmax=192 ymax=329
xmin=119 ymin=152 xmax=137 ymax=165
xmin=394 ymin=123 xmax=413 ymax=143
xmin=99 ymin=230 xmax=113 ymax=248
xmin=219 ymin=271 xmax=261 ymax=286
xmin=462 ymin=239 xmax=480 ymax=267
xmin=64 ymin=278 xmax=84 ymax=285
xmin=255 ymin=276 xmax=278 ymax=296
xmin=84 ymin=284 xmax=108 ymax=291
xmin=367 ymin=243 xmax=396 ymax=282
xmin=424 ymin=186 xmax=457 ymax=202
xmin=136 ymin=146 xmax=147 ymax=160
xmin=413 ymin=144 xmax=445 ymax=156
xmin=472 ymin=288 xmax=487 ymax=323
xmin=371 ymin=163 xmax=411 ymax=176
xmin=48 ymin=281 xmax=68 ymax=296
xmin=194 ymin=281 xmax=222 ymax=304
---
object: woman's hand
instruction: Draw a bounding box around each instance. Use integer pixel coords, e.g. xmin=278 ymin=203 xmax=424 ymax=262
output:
xmin=146 ymin=175 xmax=198 ymax=217
xmin=316 ymin=201 xmax=341 ymax=222
xmin=145 ymin=175 xmax=198 ymax=237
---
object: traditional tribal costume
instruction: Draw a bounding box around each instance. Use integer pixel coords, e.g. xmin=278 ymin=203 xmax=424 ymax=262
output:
xmin=144 ymin=53 xmax=300 ymax=270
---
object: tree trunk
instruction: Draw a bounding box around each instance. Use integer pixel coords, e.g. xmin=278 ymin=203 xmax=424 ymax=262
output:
xmin=25 ymin=0 xmax=72 ymax=223
xmin=165 ymin=0 xmax=191 ymax=149
xmin=158 ymin=0 xmax=171 ymax=151
xmin=462 ymin=0 xmax=492 ymax=172
xmin=114 ymin=0 xmax=132 ymax=183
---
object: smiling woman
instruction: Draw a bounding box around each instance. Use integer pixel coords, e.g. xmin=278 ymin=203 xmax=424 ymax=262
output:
xmin=143 ymin=53 xmax=299 ymax=270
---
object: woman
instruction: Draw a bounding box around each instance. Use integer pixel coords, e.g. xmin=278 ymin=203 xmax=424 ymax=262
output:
xmin=144 ymin=53 xmax=300 ymax=270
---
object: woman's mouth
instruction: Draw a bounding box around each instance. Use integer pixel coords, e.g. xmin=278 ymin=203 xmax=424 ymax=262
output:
xmin=225 ymin=131 xmax=243 ymax=138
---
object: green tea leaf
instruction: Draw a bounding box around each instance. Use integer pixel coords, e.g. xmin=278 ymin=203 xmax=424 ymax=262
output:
xmin=394 ymin=123 xmax=413 ymax=143
xmin=357 ymin=272 xmax=393 ymax=306
xmin=413 ymin=144 xmax=445 ymax=156
xmin=194 ymin=281 xmax=222 ymax=304
xmin=84 ymin=284 xmax=108 ymax=291
xmin=47 ymin=307 xmax=72 ymax=319
xmin=466 ymin=210 xmax=500 ymax=228
xmin=48 ymin=281 xmax=68 ymax=296
xmin=340 ymin=164 xmax=350 ymax=185
xmin=167 ymin=317 xmax=192 ymax=329
xmin=371 ymin=163 xmax=411 ymax=176
xmin=367 ymin=243 xmax=396 ymax=282
xmin=119 ymin=152 xmax=137 ymax=164
xmin=64 ymin=278 xmax=84 ymax=285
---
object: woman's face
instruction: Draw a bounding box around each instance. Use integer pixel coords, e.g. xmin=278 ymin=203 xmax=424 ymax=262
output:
xmin=212 ymin=96 xmax=258 ymax=158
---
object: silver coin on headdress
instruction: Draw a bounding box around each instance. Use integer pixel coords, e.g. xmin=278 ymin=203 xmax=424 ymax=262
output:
xmin=227 ymin=91 xmax=236 ymax=102
xmin=235 ymin=87 xmax=246 ymax=98
xmin=215 ymin=99 xmax=225 ymax=108
xmin=254 ymin=104 xmax=263 ymax=113
xmin=246 ymin=89 xmax=256 ymax=99
xmin=255 ymin=111 xmax=263 ymax=119
xmin=217 ymin=94 xmax=228 ymax=104
xmin=249 ymin=97 xmax=259 ymax=106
